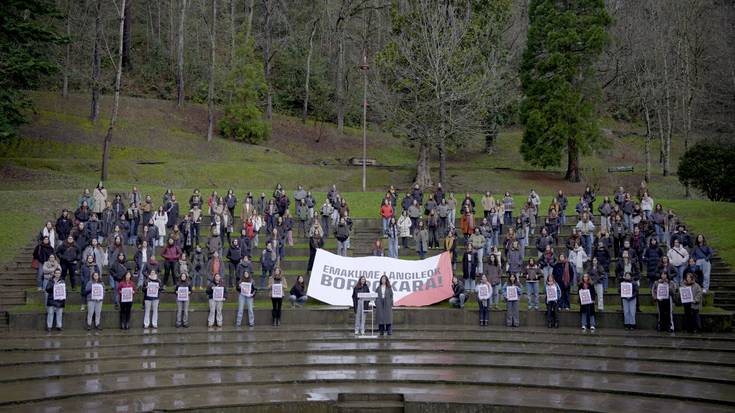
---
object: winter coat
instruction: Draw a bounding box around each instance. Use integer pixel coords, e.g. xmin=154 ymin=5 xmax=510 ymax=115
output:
xmin=415 ymin=229 xmax=429 ymax=252
xmin=351 ymin=283 xmax=370 ymax=313
xmin=375 ymin=284 xmax=394 ymax=325
xmin=45 ymin=278 xmax=66 ymax=308
xmin=668 ymin=246 xmax=689 ymax=267
xmin=261 ymin=249 xmax=277 ymax=271
xmin=397 ymin=216 xmax=412 ymax=238
xmin=615 ymin=258 xmax=640 ymax=281
xmin=206 ymin=281 xmax=227 ymax=300
xmin=92 ymin=188 xmax=107 ymax=214
xmin=462 ymin=252 xmax=478 ymax=280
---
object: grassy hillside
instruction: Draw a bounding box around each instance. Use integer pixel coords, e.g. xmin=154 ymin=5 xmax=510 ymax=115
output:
xmin=1 ymin=92 xmax=732 ymax=267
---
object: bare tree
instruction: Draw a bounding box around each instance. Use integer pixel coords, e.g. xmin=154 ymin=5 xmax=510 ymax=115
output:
xmin=206 ymin=0 xmax=217 ymax=141
xmin=62 ymin=0 xmax=72 ymax=98
xmin=90 ymin=0 xmax=103 ymax=122
xmin=302 ymin=16 xmax=319 ymax=123
xmin=101 ymin=0 xmax=127 ymax=182
xmin=122 ymin=0 xmax=133 ymax=70
xmin=176 ymin=0 xmax=188 ymax=108
xmin=262 ymin=0 xmax=273 ymax=120
xmin=244 ymin=0 xmax=254 ymax=39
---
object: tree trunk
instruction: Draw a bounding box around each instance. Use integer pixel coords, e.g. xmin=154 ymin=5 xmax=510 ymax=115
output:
xmin=62 ymin=0 xmax=71 ymax=98
xmin=336 ymin=27 xmax=345 ymax=133
xmin=302 ymin=18 xmax=318 ymax=123
xmin=438 ymin=136 xmax=447 ymax=186
xmin=484 ymin=122 xmax=498 ymax=154
xmin=90 ymin=0 xmax=103 ymax=122
xmin=169 ymin=0 xmax=175 ymax=65
xmin=176 ymin=0 xmax=187 ymax=108
xmin=122 ymin=0 xmax=133 ymax=70
xmin=227 ymin=0 xmax=236 ymax=103
xmin=207 ymin=0 xmax=217 ymax=142
xmin=415 ymin=141 xmax=433 ymax=189
xmin=565 ymin=138 xmax=580 ymax=182
xmin=643 ymin=104 xmax=652 ymax=183
xmin=101 ymin=0 xmax=127 ymax=182
xmin=662 ymin=54 xmax=672 ymax=176
xmin=263 ymin=0 xmax=273 ymax=120
xmin=244 ymin=0 xmax=254 ymax=39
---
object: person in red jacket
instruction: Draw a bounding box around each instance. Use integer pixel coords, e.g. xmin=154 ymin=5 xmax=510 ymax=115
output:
xmin=161 ymin=238 xmax=182 ymax=287
xmin=117 ymin=271 xmax=136 ymax=330
xmin=380 ymin=199 xmax=394 ymax=237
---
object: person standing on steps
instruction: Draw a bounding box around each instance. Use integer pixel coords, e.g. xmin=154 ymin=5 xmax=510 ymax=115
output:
xmin=545 ymin=274 xmax=561 ymax=328
xmin=620 ymin=272 xmax=638 ymax=330
xmin=161 ymin=238 xmax=182 ymax=288
xmin=553 ymin=254 xmax=575 ymax=311
xmin=45 ymin=269 xmax=66 ymax=332
xmin=260 ymin=242 xmax=277 ymax=289
xmin=476 ymin=274 xmax=492 ymax=326
xmin=352 ymin=276 xmax=370 ymax=334
xmin=692 ymin=234 xmax=713 ymax=294
xmin=502 ymin=274 xmax=522 ymax=327
xmin=386 ymin=217 xmax=399 ymax=258
xmin=206 ymin=273 xmax=227 ymax=328
xmin=415 ymin=221 xmax=429 ymax=259
xmin=142 ymin=271 xmax=161 ymax=329
xmin=653 ymin=271 xmax=677 ymax=333
xmin=175 ymin=272 xmax=192 ymax=328
xmin=335 ymin=217 xmax=351 ymax=257
xmin=236 ymin=271 xmax=257 ymax=328
xmin=376 ymin=274 xmax=394 ymax=336
xmin=269 ymin=268 xmax=287 ymax=327
xmin=85 ymin=271 xmax=104 ymax=331
xmin=578 ymin=273 xmax=597 ymax=332
xmin=397 ymin=210 xmax=412 ymax=249
xmin=117 ymin=271 xmax=136 ymax=330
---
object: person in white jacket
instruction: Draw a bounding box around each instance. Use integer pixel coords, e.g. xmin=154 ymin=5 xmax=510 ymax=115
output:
xmin=152 ymin=206 xmax=168 ymax=247
xmin=397 ymin=211 xmax=412 ymax=249
xmin=569 ymin=242 xmax=588 ymax=290
xmin=667 ymin=239 xmax=689 ymax=286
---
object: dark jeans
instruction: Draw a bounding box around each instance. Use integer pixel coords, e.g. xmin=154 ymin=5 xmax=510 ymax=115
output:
xmin=478 ymin=299 xmax=489 ymax=322
xmin=683 ymin=304 xmax=701 ymax=332
xmin=60 ymin=260 xmax=76 ymax=289
xmin=163 ymin=261 xmax=176 ymax=286
xmin=271 ymin=298 xmax=283 ymax=321
xmin=559 ymin=287 xmax=570 ymax=309
xmin=119 ymin=302 xmax=132 ymax=328
xmin=428 ymin=228 xmax=439 ymax=248
xmin=546 ymin=301 xmax=559 ymax=326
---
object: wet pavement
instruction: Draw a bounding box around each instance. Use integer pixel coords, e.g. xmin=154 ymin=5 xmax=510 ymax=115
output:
xmin=0 ymin=326 xmax=733 ymax=412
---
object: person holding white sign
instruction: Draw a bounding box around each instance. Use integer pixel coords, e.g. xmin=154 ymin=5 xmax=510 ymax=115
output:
xmin=236 ymin=272 xmax=257 ymax=327
xmin=476 ymin=275 xmax=492 ymax=326
xmin=268 ymin=269 xmax=288 ymax=327
xmin=142 ymin=271 xmax=161 ymax=329
xmin=578 ymin=273 xmax=597 ymax=331
xmin=175 ymin=273 xmax=192 ymax=328
xmin=117 ymin=271 xmax=136 ymax=330
xmin=44 ymin=269 xmax=66 ymax=332
xmin=352 ymin=276 xmax=370 ymax=334
xmin=84 ymin=272 xmax=104 ymax=331
xmin=502 ymin=274 xmax=522 ymax=327
xmin=681 ymin=273 xmax=703 ymax=333
xmin=619 ymin=272 xmax=638 ymax=330
xmin=652 ymin=271 xmax=677 ymax=332
xmin=544 ymin=275 xmax=561 ymax=328
xmin=206 ymin=273 xmax=227 ymax=327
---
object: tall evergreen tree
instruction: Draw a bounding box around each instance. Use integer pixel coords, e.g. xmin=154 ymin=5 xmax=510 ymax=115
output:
xmin=0 ymin=0 xmax=63 ymax=139
xmin=519 ymin=0 xmax=610 ymax=182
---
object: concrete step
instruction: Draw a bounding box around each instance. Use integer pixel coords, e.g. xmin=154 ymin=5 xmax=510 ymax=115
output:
xmin=336 ymin=400 xmax=403 ymax=413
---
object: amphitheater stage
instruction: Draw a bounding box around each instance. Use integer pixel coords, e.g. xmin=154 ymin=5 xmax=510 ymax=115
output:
xmin=0 ymin=323 xmax=734 ymax=412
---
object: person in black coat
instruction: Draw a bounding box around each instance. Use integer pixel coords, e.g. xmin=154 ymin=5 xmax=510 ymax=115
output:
xmin=289 ymin=275 xmax=308 ymax=307
xmin=552 ymin=254 xmax=575 ymax=310
xmin=449 ymin=277 xmax=466 ymax=308
xmin=45 ymin=270 xmax=66 ymax=332
xmin=352 ymin=276 xmax=370 ymax=334
xmin=462 ymin=245 xmax=478 ymax=292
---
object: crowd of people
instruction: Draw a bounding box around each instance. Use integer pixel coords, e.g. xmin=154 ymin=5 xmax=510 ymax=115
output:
xmin=31 ymin=181 xmax=713 ymax=334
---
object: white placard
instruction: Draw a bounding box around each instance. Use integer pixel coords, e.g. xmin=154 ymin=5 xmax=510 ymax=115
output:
xmin=546 ymin=286 xmax=558 ymax=302
xmin=146 ymin=283 xmax=159 ymax=298
xmin=213 ymin=286 xmax=225 ymax=301
xmin=53 ymin=283 xmax=66 ymax=301
xmin=272 ymin=284 xmax=283 ymax=298
xmin=620 ymin=282 xmax=633 ymax=299
xmin=121 ymin=287 xmax=133 ymax=303
xmin=679 ymin=286 xmax=693 ymax=304
xmin=656 ymin=283 xmax=670 ymax=300
xmin=91 ymin=284 xmax=104 ymax=301
xmin=240 ymin=282 xmax=252 ymax=297
xmin=177 ymin=287 xmax=189 ymax=301
xmin=506 ymin=286 xmax=518 ymax=301
xmin=478 ymin=284 xmax=490 ymax=300
xmin=579 ymin=289 xmax=592 ymax=305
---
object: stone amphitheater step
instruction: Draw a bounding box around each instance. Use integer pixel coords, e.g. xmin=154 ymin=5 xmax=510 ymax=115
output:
xmin=0 ymin=327 xmax=733 ymax=412
xmin=336 ymin=394 xmax=404 ymax=413
xmin=7 ymin=306 xmax=732 ymax=332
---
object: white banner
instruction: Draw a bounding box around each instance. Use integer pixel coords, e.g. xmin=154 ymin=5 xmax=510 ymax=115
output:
xmin=657 ymin=283 xmax=670 ymax=301
xmin=121 ymin=287 xmax=133 ymax=303
xmin=679 ymin=286 xmax=693 ymax=304
xmin=213 ymin=286 xmax=225 ymax=301
xmin=579 ymin=289 xmax=592 ymax=305
xmin=177 ymin=287 xmax=190 ymax=301
xmin=272 ymin=284 xmax=283 ymax=298
xmin=53 ymin=283 xmax=66 ymax=301
xmin=307 ymin=249 xmax=453 ymax=307
xmin=620 ymin=282 xmax=633 ymax=299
